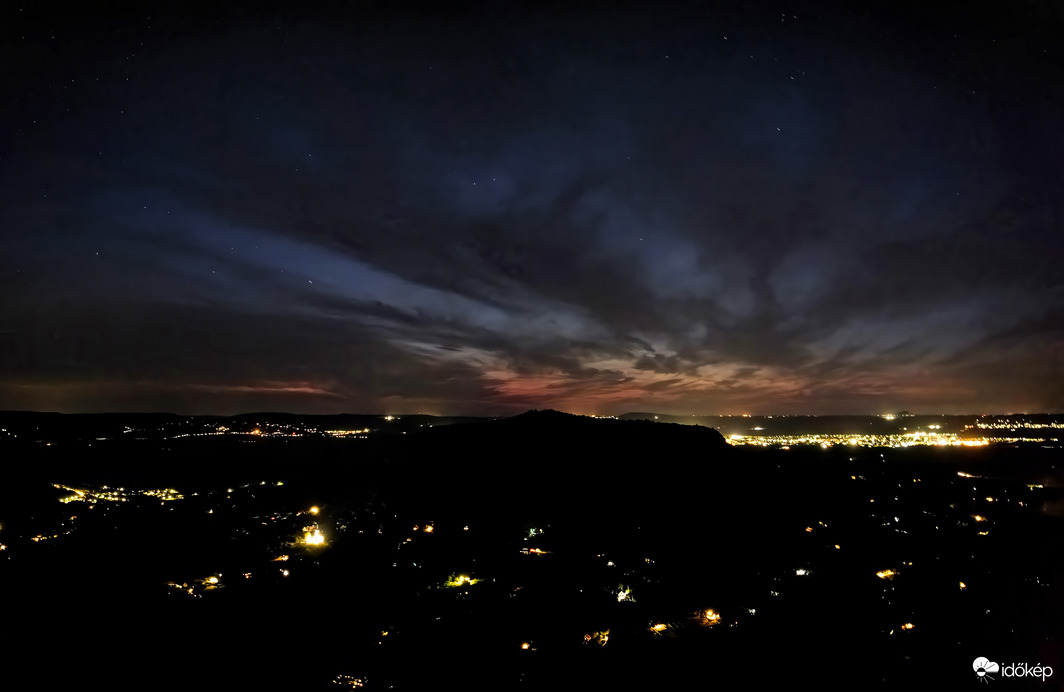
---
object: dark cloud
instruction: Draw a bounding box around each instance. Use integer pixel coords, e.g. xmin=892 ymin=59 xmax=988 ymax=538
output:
xmin=1 ymin=1 xmax=1061 ymax=414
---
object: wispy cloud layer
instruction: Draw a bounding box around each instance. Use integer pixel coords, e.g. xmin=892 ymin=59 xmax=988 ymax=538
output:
xmin=1 ymin=3 xmax=1061 ymax=413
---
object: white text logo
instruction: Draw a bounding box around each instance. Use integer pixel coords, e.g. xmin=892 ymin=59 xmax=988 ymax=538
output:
xmin=974 ymin=657 xmax=1054 ymax=683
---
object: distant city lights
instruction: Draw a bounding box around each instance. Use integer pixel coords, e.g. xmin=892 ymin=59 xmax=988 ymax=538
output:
xmin=727 ymin=432 xmax=993 ymax=448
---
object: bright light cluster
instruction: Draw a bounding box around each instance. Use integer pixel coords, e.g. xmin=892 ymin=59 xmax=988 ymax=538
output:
xmin=55 ymin=483 xmax=183 ymax=504
xmin=727 ymin=433 xmax=993 ymax=448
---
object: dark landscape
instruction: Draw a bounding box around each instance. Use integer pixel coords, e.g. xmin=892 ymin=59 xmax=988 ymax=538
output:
xmin=2 ymin=410 xmax=1062 ymax=689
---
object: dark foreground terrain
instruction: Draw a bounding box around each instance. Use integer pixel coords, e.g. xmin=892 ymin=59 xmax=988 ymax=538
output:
xmin=1 ymin=411 xmax=1062 ymax=690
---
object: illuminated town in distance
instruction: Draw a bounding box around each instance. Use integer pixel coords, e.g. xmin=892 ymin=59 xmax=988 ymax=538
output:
xmin=1 ymin=408 xmax=1062 ymax=689
xmin=5 ymin=410 xmax=1062 ymax=448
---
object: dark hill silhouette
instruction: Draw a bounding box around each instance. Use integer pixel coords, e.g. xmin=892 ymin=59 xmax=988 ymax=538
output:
xmin=381 ymin=410 xmax=800 ymax=592
xmin=385 ymin=408 xmax=730 ymax=522
xmin=503 ymin=408 xmax=593 ymax=425
xmin=455 ymin=407 xmax=727 ymax=444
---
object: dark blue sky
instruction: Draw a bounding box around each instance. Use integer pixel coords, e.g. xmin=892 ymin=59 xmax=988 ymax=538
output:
xmin=2 ymin=1 xmax=1062 ymax=415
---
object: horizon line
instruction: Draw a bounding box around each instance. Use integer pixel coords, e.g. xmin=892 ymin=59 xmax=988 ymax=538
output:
xmin=2 ymin=409 xmax=1062 ymax=418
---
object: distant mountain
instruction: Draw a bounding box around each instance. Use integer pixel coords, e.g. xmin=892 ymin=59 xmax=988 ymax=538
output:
xmin=388 ymin=408 xmax=729 ymax=520
xmin=439 ymin=407 xmax=727 ymax=445
xmin=0 ymin=410 xmax=488 ymax=442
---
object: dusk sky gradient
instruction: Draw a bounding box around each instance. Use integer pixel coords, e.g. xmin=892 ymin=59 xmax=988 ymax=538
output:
xmin=2 ymin=0 xmax=1062 ymax=415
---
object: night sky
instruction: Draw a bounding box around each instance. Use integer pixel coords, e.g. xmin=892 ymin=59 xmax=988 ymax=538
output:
xmin=2 ymin=1 xmax=1062 ymax=416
